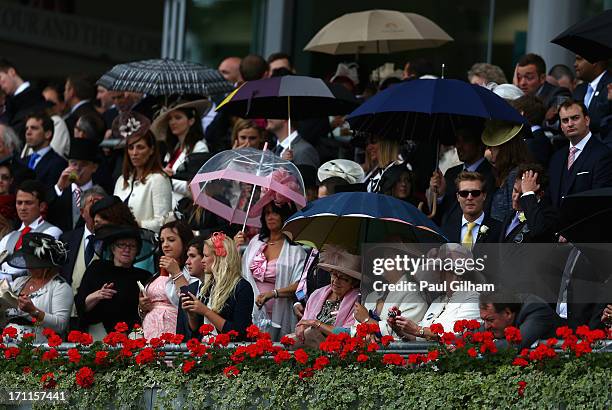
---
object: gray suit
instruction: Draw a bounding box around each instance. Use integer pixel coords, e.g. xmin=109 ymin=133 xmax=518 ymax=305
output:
xmin=279 ymin=134 xmax=320 ymax=168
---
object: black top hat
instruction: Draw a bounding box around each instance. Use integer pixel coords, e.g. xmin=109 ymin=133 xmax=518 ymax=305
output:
xmin=93 ymin=224 xmax=158 ymax=263
xmin=68 ymin=138 xmax=99 ymax=163
xmin=7 ymin=232 xmax=68 ymax=269
xmin=172 ymin=152 xmax=213 ymax=181
xmin=89 ymin=195 xmax=121 ymax=219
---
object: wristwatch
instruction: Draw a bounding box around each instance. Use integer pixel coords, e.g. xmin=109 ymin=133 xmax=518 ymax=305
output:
xmin=418 ymin=326 xmax=425 ymax=337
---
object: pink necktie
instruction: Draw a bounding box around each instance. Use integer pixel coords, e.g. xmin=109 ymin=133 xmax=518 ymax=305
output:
xmin=567 ymin=146 xmax=578 ymax=170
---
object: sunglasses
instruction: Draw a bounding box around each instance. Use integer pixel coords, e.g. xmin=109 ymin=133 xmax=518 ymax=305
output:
xmin=457 ymin=190 xmax=482 ymax=198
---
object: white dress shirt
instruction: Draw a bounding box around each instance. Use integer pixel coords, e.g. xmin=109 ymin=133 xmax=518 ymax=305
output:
xmin=277 ymin=130 xmax=299 ymax=156
xmin=569 ymin=132 xmax=591 ymax=163
xmin=585 ymin=71 xmax=605 ymax=108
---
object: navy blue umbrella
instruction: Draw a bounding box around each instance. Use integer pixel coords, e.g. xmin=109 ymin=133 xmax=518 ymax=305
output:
xmin=283 ymin=192 xmax=446 ymax=252
xmin=346 ymin=78 xmax=525 ymax=140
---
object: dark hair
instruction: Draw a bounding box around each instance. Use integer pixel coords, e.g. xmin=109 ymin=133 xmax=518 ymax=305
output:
xmin=510 ymin=95 xmax=546 ymax=126
xmin=96 ymin=202 xmax=138 ymax=227
xmin=0 ymin=58 xmax=17 ymax=73
xmin=165 ymin=107 xmax=205 ymax=155
xmin=379 ymin=77 xmax=402 ymax=91
xmin=25 ymin=111 xmax=54 ymax=135
xmin=258 ymin=201 xmax=297 ymax=241
xmin=455 ymin=171 xmax=487 ymax=192
xmin=187 ymin=237 xmax=205 ymax=256
xmin=517 ymin=53 xmax=546 ymax=76
xmin=67 ymin=74 xmax=96 ymax=101
xmin=122 ymin=130 xmax=164 ymax=188
xmin=479 ymin=291 xmax=522 ymax=314
xmin=160 ymin=220 xmax=194 ymax=266
xmin=494 ymin=136 xmax=534 ymax=186
xmin=407 ymin=58 xmax=434 ymax=78
xmin=548 ymin=64 xmax=575 ymax=81
xmin=320 ymin=177 xmax=349 ymax=195
xmin=516 ymin=163 xmax=549 ymax=191
xmin=239 ymin=54 xmax=269 ymax=81
xmin=17 ymin=179 xmax=47 ymax=203
xmin=267 ymin=52 xmax=293 ymax=68
xmin=559 ymin=99 xmax=589 ymax=118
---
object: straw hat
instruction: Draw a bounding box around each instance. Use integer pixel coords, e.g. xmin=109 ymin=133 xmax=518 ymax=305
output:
xmin=317 ymin=244 xmax=362 ymax=280
xmin=481 ymin=120 xmax=523 ymax=147
xmin=151 ymin=99 xmax=212 ymax=141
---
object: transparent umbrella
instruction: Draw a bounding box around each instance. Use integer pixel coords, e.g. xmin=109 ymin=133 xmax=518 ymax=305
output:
xmin=189 ymin=147 xmax=306 ymax=229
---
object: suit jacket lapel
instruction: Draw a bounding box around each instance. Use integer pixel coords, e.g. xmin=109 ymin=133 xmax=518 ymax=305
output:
xmin=564 ymin=138 xmax=595 ymax=193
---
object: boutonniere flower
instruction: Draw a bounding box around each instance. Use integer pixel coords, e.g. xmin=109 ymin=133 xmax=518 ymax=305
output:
xmin=518 ymin=212 xmax=526 ymax=223
xmin=479 ymin=225 xmax=489 ymax=235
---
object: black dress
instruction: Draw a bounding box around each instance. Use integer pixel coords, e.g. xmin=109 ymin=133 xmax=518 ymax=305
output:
xmin=75 ymin=259 xmax=151 ymax=333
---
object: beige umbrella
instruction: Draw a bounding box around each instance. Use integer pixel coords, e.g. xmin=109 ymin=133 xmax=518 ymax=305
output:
xmin=304 ymin=9 xmax=453 ymax=55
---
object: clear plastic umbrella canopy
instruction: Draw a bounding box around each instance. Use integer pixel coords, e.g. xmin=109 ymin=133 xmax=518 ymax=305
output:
xmin=190 ymin=148 xmax=306 ymax=228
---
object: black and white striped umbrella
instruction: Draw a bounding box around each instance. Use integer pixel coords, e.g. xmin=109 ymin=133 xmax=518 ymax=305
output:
xmin=97 ymin=58 xmax=233 ymax=96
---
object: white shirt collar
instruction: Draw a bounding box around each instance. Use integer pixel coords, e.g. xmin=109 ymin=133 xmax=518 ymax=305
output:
xmin=279 ymin=130 xmax=299 ymax=149
xmin=20 ymin=216 xmax=44 ymax=230
xmin=462 ymin=212 xmax=485 ymax=227
xmin=84 ymin=225 xmax=93 ymax=239
xmin=70 ymin=99 xmax=90 ymax=114
xmin=589 ymin=71 xmax=606 ymax=93
xmin=571 ymin=132 xmax=591 ymax=151
xmin=531 ymin=125 xmax=542 ymax=133
xmin=14 ymin=81 xmax=30 ymax=96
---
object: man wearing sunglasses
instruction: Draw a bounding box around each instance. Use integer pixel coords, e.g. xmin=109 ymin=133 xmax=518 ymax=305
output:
xmin=441 ymin=171 xmax=501 ymax=250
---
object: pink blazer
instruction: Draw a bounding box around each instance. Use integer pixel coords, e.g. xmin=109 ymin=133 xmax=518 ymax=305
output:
xmin=302 ymin=285 xmax=359 ymax=328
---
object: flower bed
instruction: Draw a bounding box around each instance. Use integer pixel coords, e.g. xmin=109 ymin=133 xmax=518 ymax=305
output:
xmin=0 ymin=322 xmax=610 ymax=409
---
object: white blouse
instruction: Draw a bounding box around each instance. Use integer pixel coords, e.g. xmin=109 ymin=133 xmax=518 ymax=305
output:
xmin=418 ymin=291 xmax=481 ymax=334
xmin=114 ymin=172 xmax=172 ymax=233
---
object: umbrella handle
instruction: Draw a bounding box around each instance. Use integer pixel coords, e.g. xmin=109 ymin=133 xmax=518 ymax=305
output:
xmin=426 ymin=192 xmax=438 ymax=219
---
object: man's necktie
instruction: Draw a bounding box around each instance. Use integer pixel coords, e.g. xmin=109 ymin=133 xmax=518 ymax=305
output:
xmin=584 ymin=84 xmax=594 ymax=108
xmin=84 ymin=234 xmax=95 ymax=266
xmin=567 ymin=146 xmax=578 ymax=170
xmin=15 ymin=226 xmax=32 ymax=250
xmin=462 ymin=222 xmax=476 ymax=249
xmin=74 ymin=187 xmax=82 ymax=208
xmin=27 ymin=153 xmax=40 ymax=170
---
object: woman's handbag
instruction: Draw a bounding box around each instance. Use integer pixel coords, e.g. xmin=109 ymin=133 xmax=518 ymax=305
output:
xmin=0 ymin=279 xmax=18 ymax=310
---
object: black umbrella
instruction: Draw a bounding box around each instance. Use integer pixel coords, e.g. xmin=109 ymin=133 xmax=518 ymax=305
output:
xmin=558 ymin=188 xmax=612 ymax=243
xmin=97 ymin=58 xmax=233 ymax=96
xmin=551 ymin=10 xmax=612 ymax=63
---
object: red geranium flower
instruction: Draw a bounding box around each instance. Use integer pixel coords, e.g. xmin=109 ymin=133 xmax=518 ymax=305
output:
xmin=426 ymin=349 xmax=439 ymax=362
xmin=246 ymin=325 xmax=261 ymax=339
xmin=67 ymin=348 xmax=81 ymax=364
xmin=47 ymin=334 xmax=62 ymax=347
xmin=313 ymin=356 xmax=330 ymax=370
xmin=223 ymin=365 xmax=240 ymax=378
xmin=94 ymin=351 xmax=109 ymax=365
xmin=4 ymin=347 xmax=20 ymax=359
xmin=517 ymin=381 xmax=527 ymax=397
xmin=504 ymin=326 xmax=522 ymax=344
xmin=41 ymin=372 xmax=57 ymax=389
xmin=114 ymin=322 xmax=129 ymax=333
xmin=467 ymin=347 xmax=477 ymax=358
xmin=429 ymin=323 xmax=445 ymax=334
xmin=76 ymin=367 xmax=95 ymax=388
xmin=199 ymin=324 xmax=215 ymax=336
xmin=42 ymin=328 xmax=56 ymax=338
xmin=512 ymin=357 xmax=529 ymax=367
xmin=380 ymin=335 xmax=394 ymax=347
xmin=280 ymin=335 xmax=296 ymax=346
xmin=556 ymin=326 xmax=573 ymax=339
xmin=182 ymin=360 xmax=196 ymax=374
xmin=440 ymin=332 xmax=456 ymax=345
xmin=41 ymin=348 xmax=59 ymax=361
xmin=22 ymin=366 xmax=31 ymax=374
xmin=135 ymin=347 xmax=156 ymax=365
xmin=273 ymin=349 xmax=292 ymax=364
xmin=294 ymin=348 xmax=309 ymax=365
xmin=382 ymin=353 xmax=405 ymax=366
xmin=2 ymin=326 xmax=17 ymax=339
xmin=357 ymin=354 xmax=369 ymax=362
xmin=22 ymin=332 xmax=36 ymax=340
xmin=367 ymin=342 xmax=380 ymax=352
xmin=298 ymin=368 xmax=314 ymax=379
xmin=356 ymin=322 xmax=380 ymax=338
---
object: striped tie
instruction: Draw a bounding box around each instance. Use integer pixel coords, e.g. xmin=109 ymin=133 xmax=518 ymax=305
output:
xmin=567 ymin=146 xmax=578 ymax=170
xmin=74 ymin=187 xmax=82 ymax=208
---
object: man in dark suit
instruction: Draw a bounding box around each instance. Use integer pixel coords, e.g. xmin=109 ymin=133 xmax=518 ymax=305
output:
xmin=572 ymin=56 xmax=612 ymax=143
xmin=63 ymin=74 xmax=103 ymax=139
xmin=21 ymin=112 xmax=67 ymax=188
xmin=47 ymin=138 xmax=100 ymax=232
xmin=430 ymin=124 xmax=496 ymax=227
xmin=547 ymin=100 xmax=612 ymax=209
xmin=441 ymin=171 xmax=502 ymax=248
xmin=480 ymin=292 xmax=558 ymax=350
xmin=0 ymin=58 xmax=46 ymax=139
xmin=500 ymin=163 xmax=557 ymax=243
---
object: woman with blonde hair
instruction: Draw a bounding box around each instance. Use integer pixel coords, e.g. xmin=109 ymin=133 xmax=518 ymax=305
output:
xmin=181 ymin=232 xmax=254 ymax=340
xmin=231 ymin=118 xmax=265 ymax=149
xmin=364 ymin=137 xmax=401 ymax=193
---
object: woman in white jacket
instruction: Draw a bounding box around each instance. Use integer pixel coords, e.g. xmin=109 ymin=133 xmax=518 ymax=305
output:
xmin=151 ymin=99 xmax=211 ymax=207
xmin=114 ymin=113 xmax=172 ymax=233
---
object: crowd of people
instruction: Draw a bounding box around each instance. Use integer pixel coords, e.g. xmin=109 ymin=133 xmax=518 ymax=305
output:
xmin=0 ymin=50 xmax=610 ymax=348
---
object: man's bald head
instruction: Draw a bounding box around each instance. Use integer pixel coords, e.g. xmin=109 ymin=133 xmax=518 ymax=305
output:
xmin=219 ymin=57 xmax=242 ymax=84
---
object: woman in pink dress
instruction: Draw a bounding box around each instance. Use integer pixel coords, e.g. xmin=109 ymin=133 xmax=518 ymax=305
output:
xmin=139 ymin=221 xmax=194 ymax=340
